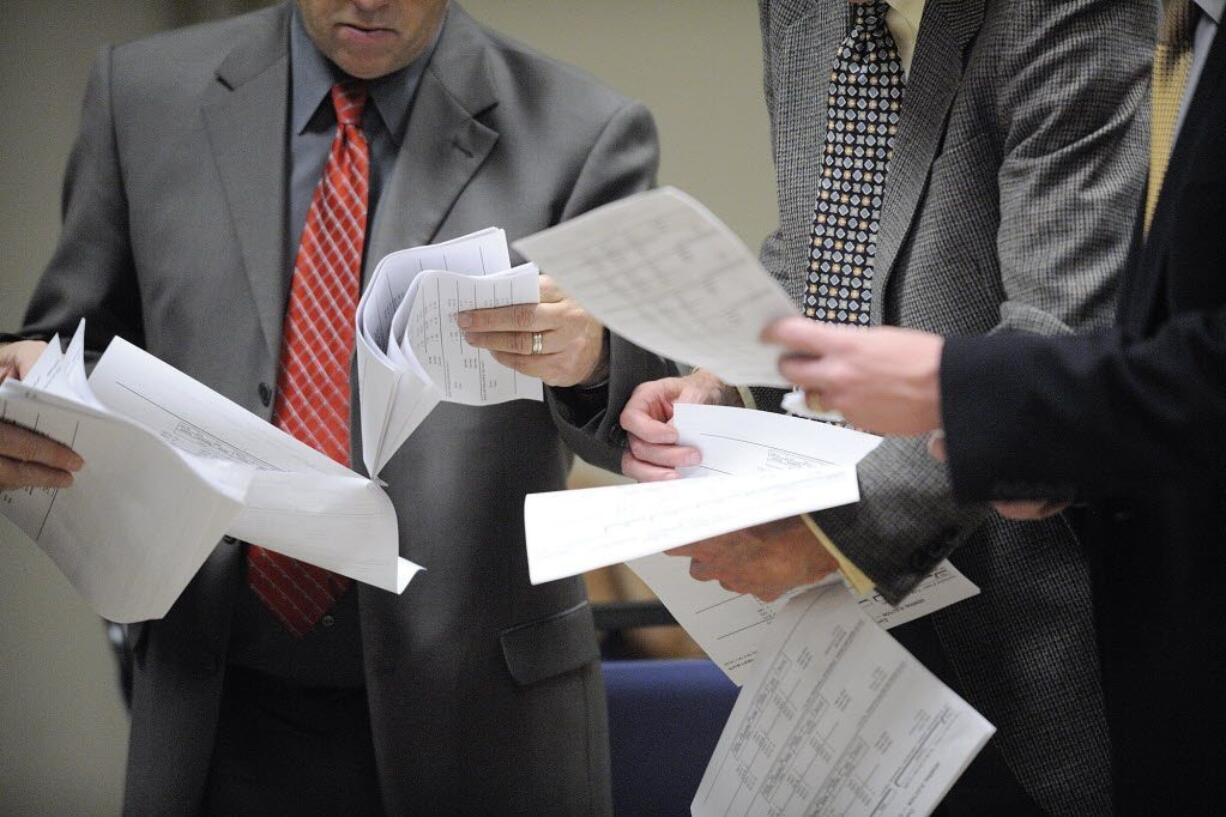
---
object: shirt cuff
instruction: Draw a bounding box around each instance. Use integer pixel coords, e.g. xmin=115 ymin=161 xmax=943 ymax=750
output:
xmin=800 ymin=513 xmax=875 ymax=596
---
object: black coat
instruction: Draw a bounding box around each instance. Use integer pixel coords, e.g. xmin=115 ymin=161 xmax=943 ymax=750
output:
xmin=940 ymin=20 xmax=1226 ymax=816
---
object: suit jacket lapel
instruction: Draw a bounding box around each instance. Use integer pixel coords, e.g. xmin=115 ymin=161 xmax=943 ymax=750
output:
xmin=1123 ymin=19 xmax=1226 ymax=332
xmin=202 ymin=4 xmax=292 ymax=362
xmin=870 ymin=0 xmax=984 ymax=323
xmin=364 ymin=5 xmax=500 ymax=282
xmin=775 ymin=2 xmax=848 ymax=302
xmin=1162 ymin=16 xmax=1226 ymax=199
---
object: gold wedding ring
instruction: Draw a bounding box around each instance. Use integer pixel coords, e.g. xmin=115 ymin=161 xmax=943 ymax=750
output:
xmin=531 ymin=332 xmax=544 ymax=355
xmin=805 ymin=391 xmax=827 ymax=416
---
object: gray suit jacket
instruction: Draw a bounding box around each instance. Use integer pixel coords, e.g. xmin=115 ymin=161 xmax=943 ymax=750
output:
xmin=21 ymin=4 xmax=672 ymax=814
xmin=755 ymin=1 xmax=1153 ymax=813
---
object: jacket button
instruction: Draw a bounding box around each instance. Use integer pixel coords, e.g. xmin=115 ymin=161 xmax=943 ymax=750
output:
xmin=258 ymin=382 xmax=273 ymax=407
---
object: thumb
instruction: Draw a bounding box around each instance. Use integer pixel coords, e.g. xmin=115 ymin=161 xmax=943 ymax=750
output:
xmin=761 ymin=316 xmax=844 ymax=356
xmin=537 ymin=273 xmax=564 ymax=303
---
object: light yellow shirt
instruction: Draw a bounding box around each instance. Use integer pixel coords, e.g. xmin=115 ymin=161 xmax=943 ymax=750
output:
xmin=886 ymin=0 xmax=926 ymax=78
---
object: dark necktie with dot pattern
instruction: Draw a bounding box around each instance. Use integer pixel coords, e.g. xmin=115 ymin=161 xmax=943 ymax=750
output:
xmin=805 ymin=2 xmax=905 ymax=326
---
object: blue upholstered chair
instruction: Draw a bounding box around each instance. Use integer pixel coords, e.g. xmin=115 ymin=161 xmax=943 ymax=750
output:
xmin=602 ymin=658 xmax=740 ymax=816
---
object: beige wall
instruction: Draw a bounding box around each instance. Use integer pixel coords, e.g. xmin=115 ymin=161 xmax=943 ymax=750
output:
xmin=0 ymin=2 xmax=776 ymax=813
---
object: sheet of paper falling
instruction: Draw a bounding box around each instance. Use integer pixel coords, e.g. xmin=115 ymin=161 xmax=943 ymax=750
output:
xmin=692 ymin=584 xmax=995 ymax=817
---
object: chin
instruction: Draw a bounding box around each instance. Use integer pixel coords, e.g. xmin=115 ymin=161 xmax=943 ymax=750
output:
xmin=334 ymin=55 xmax=389 ymax=80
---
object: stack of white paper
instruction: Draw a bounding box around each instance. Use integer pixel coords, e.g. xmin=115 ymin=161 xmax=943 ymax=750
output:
xmin=513 ymin=187 xmax=799 ymax=387
xmin=693 ymin=585 xmax=995 ymax=817
xmin=0 ymin=322 xmax=420 ymax=622
xmin=628 ymin=404 xmax=980 ymax=685
xmin=356 ymin=228 xmax=542 ymax=477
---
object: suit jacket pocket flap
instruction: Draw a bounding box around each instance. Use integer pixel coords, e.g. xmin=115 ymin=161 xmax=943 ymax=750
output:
xmin=499 ymin=600 xmax=600 ymax=686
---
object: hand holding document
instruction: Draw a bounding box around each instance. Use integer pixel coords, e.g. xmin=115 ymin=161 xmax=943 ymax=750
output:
xmin=356 ymin=228 xmax=542 ymax=477
xmin=629 ymin=405 xmax=979 ymax=684
xmin=0 ymin=322 xmax=419 ymax=622
xmin=513 ymin=187 xmax=798 ymax=386
xmin=693 ymin=584 xmax=995 ymax=817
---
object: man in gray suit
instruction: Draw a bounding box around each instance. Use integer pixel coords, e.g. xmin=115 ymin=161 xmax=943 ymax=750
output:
xmin=0 ymin=0 xmax=670 ymax=814
xmin=621 ymin=1 xmax=1152 ymax=814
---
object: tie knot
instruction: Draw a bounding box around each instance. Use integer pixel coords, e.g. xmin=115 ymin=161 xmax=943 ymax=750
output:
xmin=1159 ymin=0 xmax=1195 ymax=46
xmin=331 ymin=81 xmax=368 ymax=127
xmin=851 ymin=0 xmax=891 ymax=29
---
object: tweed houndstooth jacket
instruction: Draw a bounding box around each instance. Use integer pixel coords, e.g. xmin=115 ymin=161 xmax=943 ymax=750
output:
xmin=753 ymin=1 xmax=1154 ymax=814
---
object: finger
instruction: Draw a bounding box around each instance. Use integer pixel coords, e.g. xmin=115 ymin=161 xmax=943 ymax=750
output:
xmin=627 ymin=435 xmax=700 ymax=469
xmin=992 ymin=500 xmax=1055 ymax=521
xmin=464 ymin=330 xmax=560 ymax=356
xmin=13 ymin=342 xmax=49 ymax=379
xmin=455 ymin=302 xmax=563 ymax=333
xmin=1001 ymin=500 xmax=1069 ymax=520
xmin=619 ymin=388 xmax=681 ymax=444
xmin=927 ymin=431 xmax=948 ymax=463
xmin=0 ymin=456 xmax=75 ymax=490
xmin=0 ymin=422 xmax=85 ymax=472
xmin=620 ymin=449 xmax=682 ymax=483
xmin=538 ymin=274 xmax=565 ymax=304
xmin=753 ymin=588 xmax=783 ymax=603
xmin=761 ymin=315 xmax=845 ymax=353
xmin=665 ymin=544 xmax=700 ymax=557
xmin=777 ymin=355 xmax=835 ymax=393
xmin=690 ymin=560 xmax=718 ymax=582
xmin=0 ymin=364 xmax=12 ymax=386
xmin=488 ymin=349 xmax=558 ymax=377
xmin=487 ymin=350 xmax=593 ymax=388
xmin=619 ymin=410 xmax=676 ymax=445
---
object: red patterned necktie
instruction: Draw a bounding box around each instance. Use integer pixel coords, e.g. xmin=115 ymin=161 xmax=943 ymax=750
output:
xmin=247 ymin=81 xmax=370 ymax=637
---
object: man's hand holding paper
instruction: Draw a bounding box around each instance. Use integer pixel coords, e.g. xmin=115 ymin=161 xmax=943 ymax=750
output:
xmin=620 ymin=368 xmax=845 ymax=600
xmin=618 ymin=368 xmax=732 ymax=481
xmin=457 ymin=274 xmax=607 ymax=387
xmin=0 ymin=340 xmax=84 ymax=490
xmin=762 ymin=316 xmax=945 ymax=436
